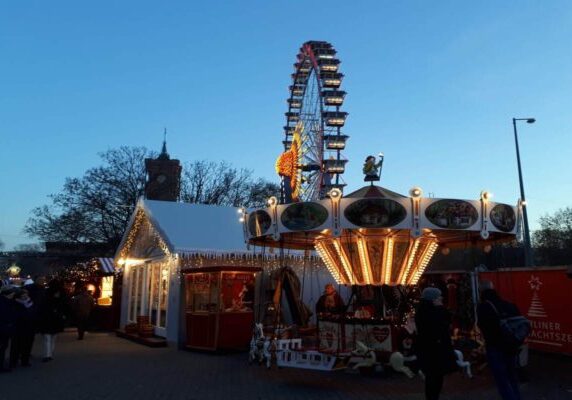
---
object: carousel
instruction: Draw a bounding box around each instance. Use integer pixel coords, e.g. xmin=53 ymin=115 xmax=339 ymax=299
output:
xmin=241 ymin=41 xmax=522 ymax=372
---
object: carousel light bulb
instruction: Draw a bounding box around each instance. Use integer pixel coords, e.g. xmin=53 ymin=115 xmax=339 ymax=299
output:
xmin=267 ymin=196 xmax=278 ymax=207
xmin=521 ymin=200 xmax=527 ymax=206
xmin=481 ymin=191 xmax=493 ymax=201
xmin=239 ymin=217 xmax=245 ymax=223
xmin=329 ymin=188 xmax=342 ymax=199
xmin=410 ymin=187 xmax=423 ymax=198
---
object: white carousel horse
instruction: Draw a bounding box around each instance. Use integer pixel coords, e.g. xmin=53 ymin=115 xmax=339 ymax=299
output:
xmin=454 ymin=349 xmax=473 ymax=378
xmin=351 ymin=341 xmax=377 ymax=370
xmin=248 ymin=323 xmax=273 ymax=368
xmin=389 ymin=352 xmax=416 ymax=378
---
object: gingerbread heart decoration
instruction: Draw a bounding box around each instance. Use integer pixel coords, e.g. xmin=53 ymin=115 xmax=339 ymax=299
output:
xmin=371 ymin=326 xmax=390 ymax=343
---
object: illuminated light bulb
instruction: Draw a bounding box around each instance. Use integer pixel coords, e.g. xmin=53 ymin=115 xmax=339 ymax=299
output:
xmin=409 ymin=187 xmax=423 ymax=198
xmin=329 ymin=188 xmax=342 ymax=199
xmin=267 ymin=196 xmax=278 ymax=207
xmin=333 ymin=239 xmax=355 ymax=285
xmin=481 ymin=191 xmax=493 ymax=201
xmin=357 ymin=238 xmax=372 ymax=285
xmin=399 ymin=239 xmax=420 ymax=285
xmin=384 ymin=238 xmax=394 ymax=285
xmin=316 ymin=242 xmax=343 ymax=284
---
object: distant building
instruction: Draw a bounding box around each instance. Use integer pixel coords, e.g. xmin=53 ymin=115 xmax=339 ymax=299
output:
xmin=145 ymin=135 xmax=182 ymax=202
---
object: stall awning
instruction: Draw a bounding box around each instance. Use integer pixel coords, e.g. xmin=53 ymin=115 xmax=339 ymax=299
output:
xmin=98 ymin=258 xmax=116 ymax=274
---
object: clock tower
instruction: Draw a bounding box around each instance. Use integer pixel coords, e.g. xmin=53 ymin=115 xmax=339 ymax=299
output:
xmin=145 ymin=132 xmax=182 ymax=201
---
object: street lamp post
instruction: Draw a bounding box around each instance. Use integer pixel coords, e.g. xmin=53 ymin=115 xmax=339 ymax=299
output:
xmin=512 ymin=117 xmax=535 ymax=267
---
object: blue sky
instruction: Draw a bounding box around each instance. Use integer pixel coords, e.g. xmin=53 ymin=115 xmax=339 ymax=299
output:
xmin=1 ymin=1 xmax=571 ymax=250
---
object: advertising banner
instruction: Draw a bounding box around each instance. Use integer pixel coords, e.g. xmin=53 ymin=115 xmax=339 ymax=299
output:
xmin=480 ymin=268 xmax=572 ymax=354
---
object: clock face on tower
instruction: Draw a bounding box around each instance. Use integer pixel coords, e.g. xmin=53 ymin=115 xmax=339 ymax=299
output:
xmin=156 ymin=174 xmax=167 ymax=184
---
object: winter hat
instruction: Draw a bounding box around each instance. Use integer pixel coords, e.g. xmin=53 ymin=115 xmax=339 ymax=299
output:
xmin=421 ymin=287 xmax=442 ymax=301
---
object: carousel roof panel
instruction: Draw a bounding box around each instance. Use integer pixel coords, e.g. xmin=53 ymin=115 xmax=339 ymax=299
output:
xmin=344 ymin=185 xmax=407 ymax=199
xmin=141 ymin=199 xmax=247 ymax=254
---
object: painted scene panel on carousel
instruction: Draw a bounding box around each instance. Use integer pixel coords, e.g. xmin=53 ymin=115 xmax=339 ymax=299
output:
xmin=342 ymin=198 xmax=407 ymax=228
xmin=423 ymin=199 xmax=479 ymax=230
xmin=247 ymin=210 xmax=272 ymax=237
xmin=489 ymin=203 xmax=517 ymax=233
xmin=279 ymin=201 xmax=330 ymax=231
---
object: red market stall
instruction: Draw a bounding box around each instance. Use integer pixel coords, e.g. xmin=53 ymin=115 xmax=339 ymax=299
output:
xmin=479 ymin=267 xmax=572 ymax=355
xmin=183 ymin=266 xmax=260 ymax=351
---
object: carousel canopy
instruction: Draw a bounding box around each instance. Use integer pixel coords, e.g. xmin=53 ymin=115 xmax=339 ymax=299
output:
xmin=244 ymin=185 xmax=520 ymax=286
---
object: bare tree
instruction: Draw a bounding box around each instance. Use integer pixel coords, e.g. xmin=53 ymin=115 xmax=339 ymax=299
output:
xmin=180 ymin=161 xmax=279 ymax=207
xmin=533 ymin=207 xmax=572 ymax=266
xmin=25 ymin=146 xmax=151 ymax=246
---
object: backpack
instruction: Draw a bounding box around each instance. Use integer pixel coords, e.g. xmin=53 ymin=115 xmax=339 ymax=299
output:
xmin=487 ymin=301 xmax=531 ymax=351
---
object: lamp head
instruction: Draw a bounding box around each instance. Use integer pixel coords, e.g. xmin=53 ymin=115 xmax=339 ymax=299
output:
xmin=526 ymin=118 xmax=536 ymax=124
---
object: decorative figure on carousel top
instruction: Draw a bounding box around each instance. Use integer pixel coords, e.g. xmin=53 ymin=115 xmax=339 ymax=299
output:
xmin=363 ymin=153 xmax=384 ymax=183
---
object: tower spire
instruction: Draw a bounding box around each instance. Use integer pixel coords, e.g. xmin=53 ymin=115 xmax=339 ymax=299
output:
xmin=158 ymin=127 xmax=170 ymax=160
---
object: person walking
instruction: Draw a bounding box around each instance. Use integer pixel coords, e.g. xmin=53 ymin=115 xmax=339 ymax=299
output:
xmin=415 ymin=287 xmax=457 ymax=400
xmin=38 ymin=279 xmax=67 ymax=362
xmin=71 ymin=285 xmax=95 ymax=340
xmin=9 ymin=289 xmax=36 ymax=368
xmin=0 ymin=285 xmax=17 ymax=372
xmin=477 ymin=281 xmax=523 ymax=400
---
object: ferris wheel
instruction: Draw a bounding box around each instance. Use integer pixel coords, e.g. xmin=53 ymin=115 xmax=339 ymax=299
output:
xmin=276 ymin=41 xmax=349 ymax=202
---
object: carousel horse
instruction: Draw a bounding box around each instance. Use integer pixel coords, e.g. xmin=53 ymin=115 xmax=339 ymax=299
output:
xmin=389 ymin=350 xmax=472 ymax=379
xmin=351 ymin=341 xmax=377 ymax=370
xmin=454 ymin=349 xmax=473 ymax=378
xmin=248 ymin=323 xmax=273 ymax=368
xmin=389 ymin=351 xmax=416 ymax=378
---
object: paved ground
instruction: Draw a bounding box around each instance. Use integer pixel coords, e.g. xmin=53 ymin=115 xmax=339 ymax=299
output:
xmin=2 ymin=330 xmax=571 ymax=400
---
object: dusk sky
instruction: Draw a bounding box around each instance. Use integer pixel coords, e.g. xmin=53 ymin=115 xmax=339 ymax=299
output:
xmin=1 ymin=1 xmax=572 ymax=250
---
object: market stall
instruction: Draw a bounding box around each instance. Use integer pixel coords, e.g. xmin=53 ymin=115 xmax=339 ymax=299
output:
xmin=183 ymin=266 xmax=260 ymax=351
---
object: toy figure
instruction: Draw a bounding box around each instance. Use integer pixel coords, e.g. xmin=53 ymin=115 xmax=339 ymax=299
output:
xmin=363 ymin=154 xmax=384 ymax=182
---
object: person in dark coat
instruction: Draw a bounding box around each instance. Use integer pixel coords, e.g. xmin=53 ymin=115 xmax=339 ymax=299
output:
xmin=0 ymin=286 xmax=17 ymax=372
xmin=38 ymin=279 xmax=68 ymax=362
xmin=477 ymin=281 xmax=522 ymax=400
xmin=316 ymin=284 xmax=345 ymax=315
xmin=415 ymin=287 xmax=457 ymax=400
xmin=26 ymin=276 xmax=47 ymax=311
xmin=71 ymin=285 xmax=95 ymax=340
xmin=9 ymin=289 xmax=36 ymax=368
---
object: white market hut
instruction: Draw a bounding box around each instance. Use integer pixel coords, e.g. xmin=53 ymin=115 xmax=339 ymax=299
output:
xmin=115 ymin=199 xmax=249 ymax=345
xmin=115 ymin=199 xmax=330 ymax=349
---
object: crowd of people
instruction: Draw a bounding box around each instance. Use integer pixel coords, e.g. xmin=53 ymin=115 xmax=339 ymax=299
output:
xmin=0 ymin=277 xmax=95 ymax=372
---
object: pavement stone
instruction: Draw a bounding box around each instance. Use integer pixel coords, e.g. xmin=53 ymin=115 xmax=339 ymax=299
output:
xmin=2 ymin=330 xmax=571 ymax=400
